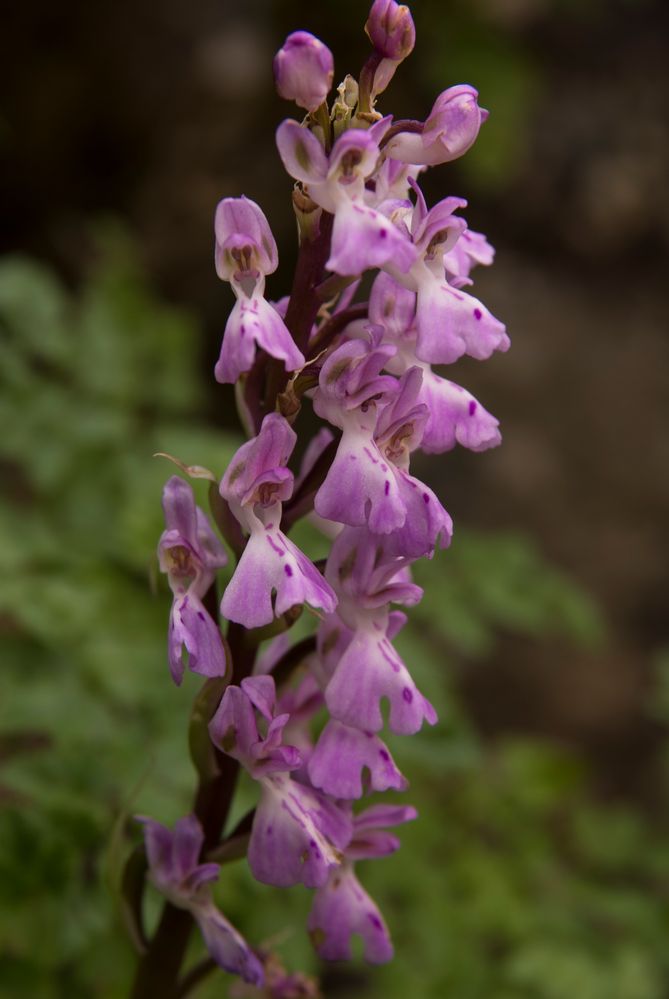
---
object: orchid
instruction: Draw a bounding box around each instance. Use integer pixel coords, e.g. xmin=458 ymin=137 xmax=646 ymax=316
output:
xmin=214 ymin=197 xmax=304 ymax=383
xmin=158 ymin=475 xmax=228 ymax=684
xmin=209 ymin=675 xmax=351 ymax=888
xmin=308 ymin=804 xmax=417 ymax=963
xmin=219 ymin=412 xmax=337 ymax=628
xmin=138 ymin=814 xmax=264 ymax=984
xmin=131 ymin=2 xmax=508 ymax=994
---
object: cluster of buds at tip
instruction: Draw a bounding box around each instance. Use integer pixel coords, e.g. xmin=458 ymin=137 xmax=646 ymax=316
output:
xmin=141 ymin=1 xmax=508 ymax=992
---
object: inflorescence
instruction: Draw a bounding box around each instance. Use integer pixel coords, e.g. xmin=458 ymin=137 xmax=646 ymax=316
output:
xmin=131 ymin=2 xmax=508 ymax=993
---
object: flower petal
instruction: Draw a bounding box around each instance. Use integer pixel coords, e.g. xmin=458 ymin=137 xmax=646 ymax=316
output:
xmin=308 ymin=865 xmax=393 ymax=964
xmin=308 ymin=719 xmax=407 ymax=798
xmin=275 ymin=119 xmax=329 ymax=184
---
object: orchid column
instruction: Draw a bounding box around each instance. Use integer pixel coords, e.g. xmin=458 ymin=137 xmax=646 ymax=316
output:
xmin=128 ymin=2 xmax=508 ymax=995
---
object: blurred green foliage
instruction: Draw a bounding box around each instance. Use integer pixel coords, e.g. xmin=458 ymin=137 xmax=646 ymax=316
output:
xmin=417 ymin=1 xmax=540 ymax=190
xmin=1 ymin=239 xmax=667 ymax=998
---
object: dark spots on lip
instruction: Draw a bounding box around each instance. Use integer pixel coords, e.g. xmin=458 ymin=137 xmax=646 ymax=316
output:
xmin=384 ymin=480 xmax=390 ymax=495
xmin=468 ymin=400 xmax=477 ymax=415
xmin=422 ymin=492 xmax=430 ymax=504
xmin=284 ymin=564 xmax=293 ymax=577
xmin=267 ymin=825 xmax=273 ymax=835
xmin=267 ymin=535 xmax=286 ymax=557
xmin=197 ymin=611 xmax=206 ymax=621
xmin=473 ymin=308 xmax=482 ymax=320
xmin=379 ymin=229 xmax=387 ymax=238
xmin=368 ymin=913 xmax=383 ymax=930
xmin=402 ymin=687 xmax=413 ymax=703
xmin=379 ymin=749 xmax=390 ymax=761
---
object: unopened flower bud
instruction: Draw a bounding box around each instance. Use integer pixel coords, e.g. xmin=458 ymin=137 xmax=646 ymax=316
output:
xmin=273 ymin=31 xmax=334 ymax=113
xmin=385 ymin=84 xmax=488 ymax=165
xmin=365 ymin=0 xmax=416 ymax=62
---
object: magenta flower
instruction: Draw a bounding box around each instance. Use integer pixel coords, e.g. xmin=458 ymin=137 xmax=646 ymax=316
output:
xmin=273 ymin=31 xmax=334 ymax=112
xmin=275 ymin=120 xmax=417 ymax=277
xmin=386 ymin=84 xmax=489 ymax=165
xmin=312 ymin=336 xmax=403 ymax=532
xmin=307 ymin=804 xmax=417 ymax=964
xmin=158 ymin=476 xmax=228 ymax=685
xmin=214 ymin=196 xmax=304 ymax=383
xmin=368 ymin=272 xmax=502 ymax=453
xmin=380 ymin=183 xmax=509 ymax=365
xmin=318 ymin=528 xmax=437 ymax=735
xmin=313 ymin=337 xmax=453 ymax=554
xmin=138 ymin=814 xmax=264 ymax=985
xmin=219 ymin=413 xmax=336 ymax=629
xmin=209 ymin=676 xmax=351 ymax=888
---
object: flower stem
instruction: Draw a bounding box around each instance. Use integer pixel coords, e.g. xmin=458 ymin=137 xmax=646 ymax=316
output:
xmin=285 ymin=210 xmax=335 ymax=354
xmin=263 ymin=209 xmax=334 ymax=412
xmin=130 ymin=624 xmax=257 ymax=997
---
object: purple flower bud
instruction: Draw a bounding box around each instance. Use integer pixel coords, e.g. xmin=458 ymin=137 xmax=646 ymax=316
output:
xmin=386 ymin=84 xmax=488 ymax=166
xmin=365 ymin=0 xmax=416 ymax=62
xmin=273 ymin=31 xmax=334 ymax=113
